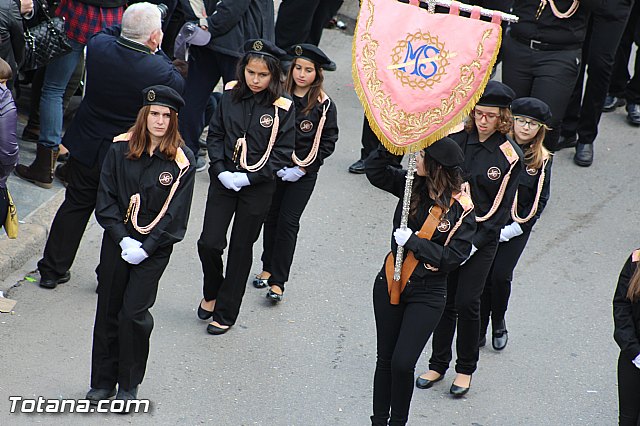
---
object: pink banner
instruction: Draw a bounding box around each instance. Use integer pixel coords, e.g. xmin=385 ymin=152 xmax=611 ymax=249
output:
xmin=352 ymin=0 xmax=502 ymax=154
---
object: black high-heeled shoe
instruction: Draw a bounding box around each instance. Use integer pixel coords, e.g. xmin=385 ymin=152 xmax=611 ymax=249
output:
xmin=197 ymin=299 xmax=213 ymax=320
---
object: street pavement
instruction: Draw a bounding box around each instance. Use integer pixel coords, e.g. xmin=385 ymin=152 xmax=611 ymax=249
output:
xmin=1 ymin=11 xmax=640 ymax=426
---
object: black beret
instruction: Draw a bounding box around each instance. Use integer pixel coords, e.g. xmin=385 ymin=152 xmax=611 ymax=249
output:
xmin=511 ymin=97 xmax=552 ymax=124
xmin=243 ymin=39 xmax=286 ymax=59
xmin=425 ymin=136 xmax=464 ymax=168
xmin=286 ymin=43 xmax=336 ymax=71
xmin=142 ymin=85 xmax=184 ymax=111
xmin=477 ymin=81 xmax=515 ymax=108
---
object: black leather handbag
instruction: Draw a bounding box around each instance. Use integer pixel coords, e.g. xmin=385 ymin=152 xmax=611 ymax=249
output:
xmin=22 ymin=0 xmax=72 ymax=71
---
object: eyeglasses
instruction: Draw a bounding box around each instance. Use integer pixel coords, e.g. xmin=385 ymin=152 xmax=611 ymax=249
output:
xmin=473 ymin=110 xmax=499 ymax=121
xmin=514 ymin=117 xmax=542 ymax=129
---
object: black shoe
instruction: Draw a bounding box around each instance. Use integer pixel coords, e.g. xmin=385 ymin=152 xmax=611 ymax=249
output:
xmin=479 ymin=335 xmax=486 ymax=347
xmin=602 ymin=95 xmax=625 ymax=112
xmin=573 ymin=143 xmax=594 ymax=167
xmin=85 ymin=387 xmax=116 ymax=405
xmin=54 ymin=163 xmax=68 ymax=187
xmin=492 ymin=319 xmax=508 ymax=351
xmin=21 ymin=126 xmax=39 ymax=142
xmin=415 ymin=373 xmax=443 ymax=389
xmin=348 ymin=159 xmax=366 ymax=174
xmin=39 ymin=270 xmax=71 ymax=289
xmin=266 ymin=287 xmax=284 ymax=303
xmin=555 ymin=134 xmax=577 ymax=151
xmin=450 ymin=376 xmax=471 ymax=397
xmin=626 ymin=103 xmax=640 ymax=126
xmin=252 ymin=275 xmax=268 ymax=288
xmin=197 ymin=299 xmax=213 ymax=320
xmin=207 ymin=322 xmax=231 ymax=335
xmin=114 ymin=386 xmax=138 ymax=414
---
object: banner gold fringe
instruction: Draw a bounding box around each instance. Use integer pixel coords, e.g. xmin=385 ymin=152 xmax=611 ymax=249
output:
xmin=351 ymin=5 xmax=502 ymax=155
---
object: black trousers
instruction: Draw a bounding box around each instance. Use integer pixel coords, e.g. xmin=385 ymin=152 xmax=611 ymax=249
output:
xmin=480 ymin=230 xmax=531 ymax=334
xmin=260 ymin=172 xmax=317 ymax=290
xmin=177 ymin=47 xmax=237 ymax=157
xmin=429 ymin=238 xmax=498 ymax=375
xmin=562 ymin=5 xmax=633 ymax=144
xmin=371 ymin=272 xmax=447 ymax=426
xmin=501 ymin=35 xmax=581 ymax=151
xmin=618 ymin=352 xmax=640 ymax=425
xmin=37 ymin=157 xmax=101 ymax=280
xmin=609 ymin=2 xmax=640 ymax=104
xmin=274 ymin=0 xmax=343 ymax=48
xmin=91 ymin=233 xmax=172 ymax=391
xmin=198 ymin=174 xmax=276 ymax=326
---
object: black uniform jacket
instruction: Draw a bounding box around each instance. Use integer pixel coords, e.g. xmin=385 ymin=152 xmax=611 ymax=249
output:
xmin=95 ymin=141 xmax=196 ymax=256
xmin=208 ymin=83 xmax=295 ymax=184
xmin=450 ymin=129 xmax=523 ymax=249
xmin=290 ymin=92 xmax=338 ymax=173
xmin=63 ymin=26 xmax=185 ymax=169
xmin=511 ymin=0 xmax=605 ymax=47
xmin=613 ymin=251 xmax=640 ymax=361
xmin=509 ymin=150 xmax=552 ymax=233
xmin=366 ymin=148 xmax=476 ymax=282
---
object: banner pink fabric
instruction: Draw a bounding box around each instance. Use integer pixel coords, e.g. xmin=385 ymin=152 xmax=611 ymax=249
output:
xmin=352 ymin=0 xmax=502 ymax=153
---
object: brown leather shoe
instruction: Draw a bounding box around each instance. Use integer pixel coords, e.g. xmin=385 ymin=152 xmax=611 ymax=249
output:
xmin=14 ymin=144 xmax=57 ymax=188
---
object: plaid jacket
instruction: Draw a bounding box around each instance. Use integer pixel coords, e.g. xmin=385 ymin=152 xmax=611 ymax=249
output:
xmin=56 ymin=0 xmax=124 ymax=45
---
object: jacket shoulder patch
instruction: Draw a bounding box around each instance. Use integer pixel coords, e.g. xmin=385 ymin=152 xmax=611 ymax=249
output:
xmin=632 ymin=249 xmax=640 ymax=263
xmin=113 ymin=132 xmax=131 ymax=142
xmin=273 ymin=97 xmax=292 ymax=111
xmin=499 ymin=141 xmax=519 ymax=164
xmin=224 ymin=80 xmax=238 ymax=90
xmin=452 ymin=191 xmax=474 ymax=212
xmin=174 ymin=147 xmax=190 ymax=170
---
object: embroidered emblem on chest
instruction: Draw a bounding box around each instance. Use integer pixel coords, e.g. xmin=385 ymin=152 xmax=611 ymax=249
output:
xmin=526 ymin=166 xmax=538 ymax=176
xmin=487 ymin=166 xmax=501 ymax=180
xmin=300 ymin=120 xmax=313 ymax=132
xmin=260 ymin=114 xmax=273 ymax=128
xmin=159 ymin=172 xmax=173 ymax=186
xmin=437 ymin=219 xmax=451 ymax=233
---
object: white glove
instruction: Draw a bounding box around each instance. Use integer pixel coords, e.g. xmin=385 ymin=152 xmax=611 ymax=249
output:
xmin=276 ymin=167 xmax=287 ymax=178
xmin=233 ymin=172 xmax=251 ymax=188
xmin=393 ymin=227 xmax=413 ymax=247
xmin=218 ymin=171 xmax=240 ymax=192
xmin=121 ymin=247 xmax=149 ymax=265
xmin=633 ymin=353 xmax=640 ymax=370
xmin=499 ymin=222 xmax=524 ymax=243
xmin=119 ymin=237 xmax=142 ymax=252
xmin=279 ymin=166 xmax=306 ymax=182
xmin=461 ymin=244 xmax=478 ymax=266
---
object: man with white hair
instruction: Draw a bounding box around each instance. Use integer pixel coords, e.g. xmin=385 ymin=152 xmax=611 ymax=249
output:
xmin=35 ymin=2 xmax=184 ymax=302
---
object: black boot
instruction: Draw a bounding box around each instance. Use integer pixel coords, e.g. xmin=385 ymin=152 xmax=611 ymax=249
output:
xmin=14 ymin=144 xmax=58 ymax=188
xmin=573 ymin=143 xmax=594 ymax=167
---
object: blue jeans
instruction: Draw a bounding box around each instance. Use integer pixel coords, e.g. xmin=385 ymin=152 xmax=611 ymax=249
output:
xmin=38 ymin=39 xmax=85 ymax=150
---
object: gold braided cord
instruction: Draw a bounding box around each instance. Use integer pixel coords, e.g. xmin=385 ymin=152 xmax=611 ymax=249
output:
xmin=126 ymin=166 xmax=189 ymax=235
xmin=351 ymin=0 xmax=501 ymax=155
xmin=235 ymin=105 xmax=280 ymax=172
xmin=541 ymin=0 xmax=580 ymax=18
xmin=511 ymin=157 xmax=548 ymax=224
xmin=292 ymin=100 xmax=330 ymax=167
xmin=470 ymin=159 xmax=518 ymax=223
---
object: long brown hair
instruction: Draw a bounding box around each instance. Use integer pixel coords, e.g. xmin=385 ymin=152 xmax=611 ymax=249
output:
xmin=126 ymin=105 xmax=183 ymax=161
xmin=627 ymin=260 xmax=640 ymax=302
xmin=464 ymin=107 xmax=513 ymax=135
xmin=509 ymin=124 xmax=551 ymax=169
xmin=284 ymin=57 xmax=325 ymax=115
xmin=410 ymin=151 xmax=464 ymax=218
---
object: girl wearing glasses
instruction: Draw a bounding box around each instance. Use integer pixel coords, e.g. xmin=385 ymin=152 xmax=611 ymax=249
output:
xmin=417 ymin=81 xmax=523 ymax=397
xmin=480 ymin=97 xmax=552 ymax=351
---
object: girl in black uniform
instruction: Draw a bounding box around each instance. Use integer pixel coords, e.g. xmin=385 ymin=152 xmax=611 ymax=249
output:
xmin=88 ymin=85 xmax=196 ymax=406
xmin=417 ymin=81 xmax=523 ymax=396
xmin=252 ymin=43 xmax=339 ymax=302
xmin=197 ymin=39 xmax=295 ymax=335
xmin=366 ymin=138 xmax=476 ymax=426
xmin=480 ymin=97 xmax=552 ymax=351
xmin=613 ymin=248 xmax=640 ymax=425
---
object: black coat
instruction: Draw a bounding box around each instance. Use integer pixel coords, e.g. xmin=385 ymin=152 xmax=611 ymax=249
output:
xmin=450 ymin=129 xmax=523 ymax=249
xmin=366 ymin=148 xmax=476 ymax=282
xmin=613 ymin=251 xmax=640 ymax=361
xmin=62 ymin=26 xmax=185 ymax=168
xmin=0 ymin=0 xmax=24 ymax=80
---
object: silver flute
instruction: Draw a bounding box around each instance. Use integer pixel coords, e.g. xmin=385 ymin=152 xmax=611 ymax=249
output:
xmin=394 ymin=152 xmax=418 ymax=282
